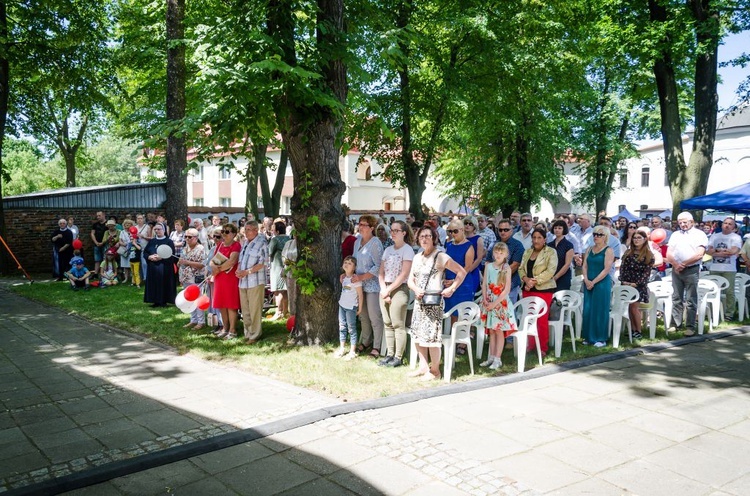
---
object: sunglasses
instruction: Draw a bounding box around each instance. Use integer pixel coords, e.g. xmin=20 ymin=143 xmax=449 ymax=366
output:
xmin=628 ymin=225 xmax=637 ymax=229
xmin=184 ymin=235 xmax=195 ymax=239
xmin=497 ymin=228 xmax=511 ymax=232
xmin=213 ymin=235 xmax=222 ymax=239
xmin=222 ymin=230 xmax=235 ymax=234
xmin=463 ymin=222 xmax=474 ymax=227
xmin=447 ymin=229 xmax=460 ymax=234
xmin=593 ymin=233 xmax=605 ymax=237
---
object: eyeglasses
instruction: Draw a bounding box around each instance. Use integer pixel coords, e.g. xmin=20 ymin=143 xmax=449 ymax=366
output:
xmin=628 ymin=226 xmax=637 ymax=229
xmin=184 ymin=235 xmax=195 ymax=239
xmin=447 ymin=229 xmax=460 ymax=234
xmin=418 ymin=234 xmax=433 ymax=239
xmin=213 ymin=235 xmax=222 ymax=239
xmin=593 ymin=233 xmax=605 ymax=237
xmin=222 ymin=230 xmax=234 ymax=234
xmin=521 ymin=219 xmax=533 ymax=222
xmin=390 ymin=229 xmax=403 ymax=233
xmin=358 ymin=223 xmax=371 ymax=227
xmin=632 ymin=236 xmax=645 ymax=240
xmin=498 ymin=228 xmax=511 ymax=232
xmin=463 ymin=222 xmax=474 ymax=227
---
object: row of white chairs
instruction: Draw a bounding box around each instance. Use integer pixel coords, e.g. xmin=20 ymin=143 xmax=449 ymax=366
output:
xmin=401 ymin=272 xmax=750 ymax=382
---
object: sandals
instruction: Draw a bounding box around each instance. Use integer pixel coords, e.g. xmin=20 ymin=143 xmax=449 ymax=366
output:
xmin=193 ymin=324 xmax=205 ymax=331
xmin=182 ymin=323 xmax=196 ymax=329
xmin=369 ymin=349 xmax=380 ymax=358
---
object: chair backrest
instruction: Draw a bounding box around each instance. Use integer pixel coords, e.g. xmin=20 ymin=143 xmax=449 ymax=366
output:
xmin=551 ymin=290 xmax=582 ymax=324
xmin=697 ymin=279 xmax=719 ymax=300
xmin=735 ymin=273 xmax=750 ymax=290
xmin=514 ymin=296 xmax=548 ymax=331
xmin=444 ymin=301 xmax=481 ymax=323
xmin=451 ymin=320 xmax=473 ymax=341
xmin=611 ymin=285 xmax=639 ymax=312
xmin=647 ymin=280 xmax=674 ymax=298
xmin=700 ymin=273 xmax=730 ymax=291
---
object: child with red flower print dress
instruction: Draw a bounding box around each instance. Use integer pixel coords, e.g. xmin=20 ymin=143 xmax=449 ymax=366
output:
xmin=480 ymin=242 xmax=517 ymax=369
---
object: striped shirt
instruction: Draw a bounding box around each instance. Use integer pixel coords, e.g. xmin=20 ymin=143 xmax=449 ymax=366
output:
xmin=238 ymin=234 xmax=268 ymax=289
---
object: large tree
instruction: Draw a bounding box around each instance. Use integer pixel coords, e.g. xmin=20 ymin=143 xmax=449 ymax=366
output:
xmin=265 ymin=0 xmax=348 ymax=343
xmin=648 ymin=0 xmax=749 ymax=215
xmin=165 ymin=0 xmax=188 ymax=224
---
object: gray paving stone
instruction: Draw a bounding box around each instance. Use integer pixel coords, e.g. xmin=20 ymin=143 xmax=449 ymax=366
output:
xmin=276 ymin=476 xmax=357 ymax=496
xmin=215 ymin=454 xmax=317 ymax=495
xmin=110 ymin=459 xmax=207 ymax=495
xmin=129 ymin=409 xmax=203 ymax=437
xmin=189 ymin=442 xmax=274 ymax=475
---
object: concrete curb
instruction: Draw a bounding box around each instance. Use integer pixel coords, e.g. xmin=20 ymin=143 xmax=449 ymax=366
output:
xmin=8 ymin=322 xmax=748 ymax=496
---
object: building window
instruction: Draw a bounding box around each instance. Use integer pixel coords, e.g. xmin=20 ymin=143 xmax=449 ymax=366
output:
xmin=619 ymin=172 xmax=627 ymax=188
xmin=219 ymin=197 xmax=231 ymax=207
xmin=219 ymin=166 xmax=231 ymax=180
xmin=194 ymin=166 xmax=204 ymax=181
xmin=193 ymin=198 xmax=204 ymax=207
xmin=641 ymin=165 xmax=650 ymax=187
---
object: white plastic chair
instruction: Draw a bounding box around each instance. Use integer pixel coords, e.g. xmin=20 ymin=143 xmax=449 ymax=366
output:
xmin=549 ymin=290 xmax=581 ymax=357
xmin=697 ymin=279 xmax=720 ymax=335
xmin=474 ymin=292 xmax=487 ymax=360
xmin=441 ymin=301 xmax=481 ymax=382
xmin=510 ymin=297 xmax=547 ymax=373
xmin=699 ymin=273 xmax=727 ymax=326
xmin=639 ymin=290 xmax=658 ymax=339
xmin=647 ymin=280 xmax=674 ymax=331
xmin=734 ymin=273 xmax=750 ymax=321
xmin=609 ymin=285 xmax=639 ymax=347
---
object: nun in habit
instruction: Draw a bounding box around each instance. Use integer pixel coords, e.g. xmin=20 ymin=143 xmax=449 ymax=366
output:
xmin=143 ymin=223 xmax=177 ymax=307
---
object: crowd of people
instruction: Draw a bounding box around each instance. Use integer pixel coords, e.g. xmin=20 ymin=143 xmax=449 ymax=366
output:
xmin=51 ymin=208 xmax=749 ymax=378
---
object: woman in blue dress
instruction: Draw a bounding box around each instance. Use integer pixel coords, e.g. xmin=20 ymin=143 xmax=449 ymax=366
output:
xmin=462 ymin=216 xmax=485 ymax=293
xmin=443 ymin=219 xmax=476 ymax=313
xmin=582 ymin=225 xmax=615 ymax=347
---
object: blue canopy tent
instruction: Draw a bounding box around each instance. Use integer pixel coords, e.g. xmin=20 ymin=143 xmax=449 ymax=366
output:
xmin=613 ymin=207 xmax=640 ymax=222
xmin=680 ymin=182 xmax=750 ymax=213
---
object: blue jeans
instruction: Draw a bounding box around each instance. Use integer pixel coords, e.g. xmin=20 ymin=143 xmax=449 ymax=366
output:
xmin=338 ymin=305 xmax=358 ymax=346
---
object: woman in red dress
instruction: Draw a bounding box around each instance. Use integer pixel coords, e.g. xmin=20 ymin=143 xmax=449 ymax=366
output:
xmin=211 ymin=223 xmax=241 ymax=339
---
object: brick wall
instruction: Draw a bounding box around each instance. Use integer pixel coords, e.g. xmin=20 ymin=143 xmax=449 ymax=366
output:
xmin=2 ymin=209 xmax=161 ymax=276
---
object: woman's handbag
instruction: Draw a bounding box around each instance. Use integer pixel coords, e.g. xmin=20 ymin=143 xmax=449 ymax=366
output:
xmin=420 ymin=254 xmax=443 ymax=307
xmin=117 ymin=245 xmax=128 ymax=256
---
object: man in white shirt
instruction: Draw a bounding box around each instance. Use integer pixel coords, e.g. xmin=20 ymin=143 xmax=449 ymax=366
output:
xmin=666 ymin=212 xmax=709 ymax=336
xmin=574 ymin=213 xmax=593 ymax=269
xmin=707 ymin=217 xmax=742 ymax=321
xmin=512 ymin=212 xmax=534 ymax=249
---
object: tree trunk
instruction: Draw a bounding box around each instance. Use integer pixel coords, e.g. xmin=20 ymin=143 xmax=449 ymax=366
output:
xmin=245 ymin=142 xmax=263 ymax=219
xmin=259 ymin=143 xmax=289 ymax=218
xmin=64 ymin=152 xmax=76 ymax=187
xmin=682 ymin=0 xmax=720 ymax=221
xmin=268 ymin=0 xmax=347 ymax=344
xmin=165 ymin=0 xmax=187 ymax=225
xmin=515 ymin=130 xmax=531 ymax=214
xmin=649 ymin=0 xmax=689 ymax=216
xmin=0 ymin=2 xmax=9 ymax=274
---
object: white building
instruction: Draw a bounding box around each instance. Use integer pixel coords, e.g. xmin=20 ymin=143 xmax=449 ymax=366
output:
xmin=539 ymin=104 xmax=750 ymax=219
xmin=141 ymin=143 xmax=475 ymax=216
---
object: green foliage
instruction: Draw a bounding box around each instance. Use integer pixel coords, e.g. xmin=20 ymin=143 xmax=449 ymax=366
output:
xmin=1 ymin=138 xmax=63 ymax=196
xmin=6 ymin=0 xmax=117 ymax=186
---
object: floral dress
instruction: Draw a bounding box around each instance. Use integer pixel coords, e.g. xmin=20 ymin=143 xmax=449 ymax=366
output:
xmin=409 ymin=251 xmax=450 ymax=348
xmin=481 ymin=263 xmax=517 ymax=335
xmin=619 ymin=253 xmax=652 ymax=303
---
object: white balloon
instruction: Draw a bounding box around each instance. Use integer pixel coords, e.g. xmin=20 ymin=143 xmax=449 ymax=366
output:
xmin=156 ymin=244 xmax=173 ymax=259
xmin=175 ymin=291 xmax=196 ymax=314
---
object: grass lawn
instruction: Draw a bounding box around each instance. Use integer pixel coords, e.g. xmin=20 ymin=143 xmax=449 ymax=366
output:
xmin=7 ymin=277 xmax=732 ymax=402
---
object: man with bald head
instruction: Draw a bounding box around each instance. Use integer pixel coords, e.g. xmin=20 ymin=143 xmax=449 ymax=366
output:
xmin=666 ymin=212 xmax=708 ymax=335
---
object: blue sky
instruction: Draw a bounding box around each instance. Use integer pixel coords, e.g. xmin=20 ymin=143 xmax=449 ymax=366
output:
xmin=717 ymin=31 xmax=749 ymax=111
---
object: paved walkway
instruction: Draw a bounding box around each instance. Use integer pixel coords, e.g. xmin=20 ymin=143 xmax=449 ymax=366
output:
xmin=1 ymin=284 xmax=749 ymax=495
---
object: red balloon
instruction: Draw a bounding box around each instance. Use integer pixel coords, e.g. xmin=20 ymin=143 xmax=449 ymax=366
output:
xmin=72 ymin=239 xmax=83 ymax=250
xmin=195 ymin=294 xmax=210 ymax=311
xmin=286 ymin=315 xmax=295 ymax=332
xmin=651 ymin=228 xmax=667 ymax=244
xmin=184 ymin=284 xmax=200 ymax=301
xmin=129 ymin=226 xmax=138 ymax=236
